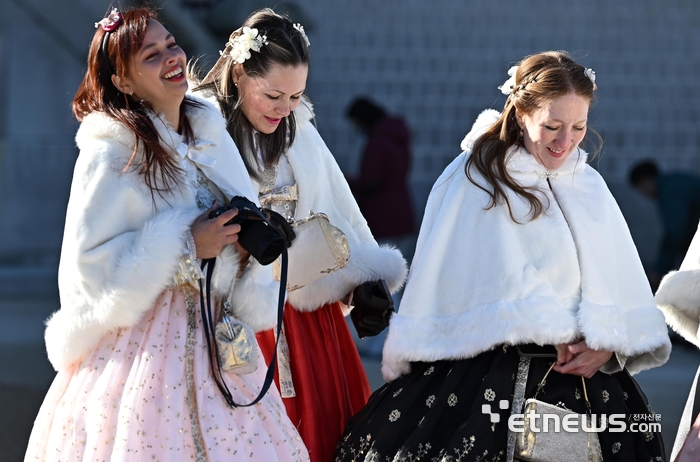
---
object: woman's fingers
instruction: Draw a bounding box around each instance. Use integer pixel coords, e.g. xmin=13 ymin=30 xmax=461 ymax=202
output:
xmin=552 ymin=349 xmax=613 ymax=378
xmin=567 ymin=339 xmax=590 ymax=356
xmin=191 ymin=204 xmax=242 ymax=258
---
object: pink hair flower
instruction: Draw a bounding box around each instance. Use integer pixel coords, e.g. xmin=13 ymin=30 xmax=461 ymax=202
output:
xmin=95 ymin=8 xmax=123 ymax=32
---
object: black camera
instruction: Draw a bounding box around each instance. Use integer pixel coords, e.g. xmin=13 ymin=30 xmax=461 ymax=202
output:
xmin=209 ymin=196 xmax=292 ymax=266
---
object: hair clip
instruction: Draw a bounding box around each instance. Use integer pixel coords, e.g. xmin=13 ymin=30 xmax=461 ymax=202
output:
xmin=95 ymin=8 xmax=122 ymax=32
xmin=584 ymin=68 xmax=597 ymax=90
xmin=498 ymin=66 xmax=519 ymax=95
xmin=224 ymin=27 xmax=269 ymax=64
xmin=293 ymin=23 xmax=310 ymax=47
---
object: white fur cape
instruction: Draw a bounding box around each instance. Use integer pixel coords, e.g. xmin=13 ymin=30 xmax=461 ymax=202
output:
xmin=382 ymin=109 xmax=670 ymax=381
xmin=193 ymin=91 xmax=408 ymax=312
xmin=656 ymin=226 xmax=700 ymax=347
xmin=45 ymin=94 xmax=279 ymax=371
xmin=280 ymin=100 xmax=407 ymax=311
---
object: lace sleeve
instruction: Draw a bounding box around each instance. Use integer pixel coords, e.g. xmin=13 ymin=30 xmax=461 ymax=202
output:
xmin=174 ymin=229 xmax=204 ymax=286
xmin=599 ymin=352 xmax=628 ymax=374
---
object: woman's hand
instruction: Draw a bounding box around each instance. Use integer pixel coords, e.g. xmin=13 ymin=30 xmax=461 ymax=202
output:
xmin=191 ymin=201 xmax=241 ymax=259
xmin=553 ymin=339 xmax=613 ymax=378
xmin=555 ymin=340 xmax=577 ymax=365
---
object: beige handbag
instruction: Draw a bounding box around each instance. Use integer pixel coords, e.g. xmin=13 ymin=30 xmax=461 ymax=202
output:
xmin=515 ymin=363 xmax=603 ymax=462
xmin=273 ymin=212 xmax=350 ymax=291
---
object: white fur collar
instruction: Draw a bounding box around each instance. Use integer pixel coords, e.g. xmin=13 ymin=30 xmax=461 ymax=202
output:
xmin=77 ymin=94 xmax=227 ymax=156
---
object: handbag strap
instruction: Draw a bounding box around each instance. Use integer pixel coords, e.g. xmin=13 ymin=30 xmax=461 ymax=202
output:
xmin=199 ymin=246 xmax=288 ymax=408
xmin=532 ymin=361 xmax=591 ymax=417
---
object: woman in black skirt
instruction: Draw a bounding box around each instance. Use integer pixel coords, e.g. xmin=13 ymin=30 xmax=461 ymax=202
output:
xmin=334 ymin=51 xmax=671 ymax=462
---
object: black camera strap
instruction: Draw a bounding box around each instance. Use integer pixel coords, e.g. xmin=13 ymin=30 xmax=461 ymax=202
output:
xmin=199 ymin=246 xmax=288 ymax=408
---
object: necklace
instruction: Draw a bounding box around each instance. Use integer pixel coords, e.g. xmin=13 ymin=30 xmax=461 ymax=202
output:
xmin=258 ymin=161 xmax=279 ymax=194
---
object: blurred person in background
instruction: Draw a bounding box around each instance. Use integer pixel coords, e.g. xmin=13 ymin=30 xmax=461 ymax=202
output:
xmin=630 ymin=159 xmax=700 ymax=289
xmin=345 ymin=97 xmax=416 ymax=261
xmin=191 ymin=9 xmax=407 ymax=462
xmin=345 ymin=97 xmax=417 ymax=357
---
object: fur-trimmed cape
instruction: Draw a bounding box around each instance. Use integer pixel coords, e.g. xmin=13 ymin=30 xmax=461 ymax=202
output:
xmin=656 ymin=226 xmax=700 ymax=347
xmin=45 ymin=94 xmax=279 ymax=371
xmin=192 ymin=90 xmax=409 ymax=312
xmin=281 ymin=100 xmax=407 ymax=311
xmin=381 ymin=109 xmax=670 ymax=381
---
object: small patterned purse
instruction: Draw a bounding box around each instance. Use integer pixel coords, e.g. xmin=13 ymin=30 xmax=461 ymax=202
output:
xmin=214 ymin=301 xmax=259 ymax=375
xmin=200 ymin=246 xmax=288 ymax=408
xmin=515 ymin=363 xmax=603 ymax=462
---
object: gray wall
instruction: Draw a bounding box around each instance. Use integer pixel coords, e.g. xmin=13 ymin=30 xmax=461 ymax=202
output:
xmin=1 ymin=0 xmax=697 ymax=283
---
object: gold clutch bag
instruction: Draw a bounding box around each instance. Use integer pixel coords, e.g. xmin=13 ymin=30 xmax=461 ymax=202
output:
xmin=273 ymin=212 xmax=350 ymax=291
xmin=214 ymin=311 xmax=259 ymax=375
xmin=515 ymin=364 xmax=602 ymax=462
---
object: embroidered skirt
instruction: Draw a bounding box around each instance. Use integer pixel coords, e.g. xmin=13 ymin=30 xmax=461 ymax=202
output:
xmin=25 ymin=286 xmax=308 ymax=462
xmin=257 ymin=301 xmax=372 ymax=462
xmin=333 ymin=344 xmax=665 ymax=462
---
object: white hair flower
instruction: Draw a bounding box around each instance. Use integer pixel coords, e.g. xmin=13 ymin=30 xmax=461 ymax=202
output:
xmin=498 ymin=66 xmax=519 ymax=95
xmin=223 ymin=27 xmax=269 ymax=64
xmin=293 ymin=23 xmax=310 ymax=47
xmin=584 ymin=68 xmax=597 ymax=90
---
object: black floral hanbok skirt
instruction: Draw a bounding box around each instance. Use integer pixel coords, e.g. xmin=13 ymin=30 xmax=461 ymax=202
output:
xmin=333 ymin=345 xmax=665 ymax=462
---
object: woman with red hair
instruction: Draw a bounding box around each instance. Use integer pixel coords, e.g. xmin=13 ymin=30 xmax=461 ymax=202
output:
xmin=24 ymin=8 xmax=308 ymax=461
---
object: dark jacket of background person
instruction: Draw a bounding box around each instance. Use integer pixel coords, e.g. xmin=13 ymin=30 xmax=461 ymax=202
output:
xmin=630 ymin=161 xmax=700 ymax=277
xmin=346 ymin=98 xmax=416 ymax=239
xmin=656 ymin=173 xmax=700 ymax=272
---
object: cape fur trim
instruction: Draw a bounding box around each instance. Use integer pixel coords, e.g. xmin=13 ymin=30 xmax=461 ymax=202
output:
xmin=656 ymin=269 xmax=700 ymax=348
xmin=280 ymin=101 xmax=408 ymax=312
xmin=287 ymin=243 xmax=407 ymax=312
xmin=381 ymin=298 xmax=670 ymax=381
xmin=76 ymin=94 xmax=228 ymax=156
xmin=46 ymin=94 xmax=269 ymax=370
xmin=460 ymin=109 xmax=500 ymax=152
xmin=47 ymin=207 xmax=200 ymax=370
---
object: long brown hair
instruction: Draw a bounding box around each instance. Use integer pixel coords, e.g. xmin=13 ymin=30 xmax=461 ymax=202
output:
xmin=73 ymin=7 xmax=199 ymax=199
xmin=465 ymin=51 xmax=600 ymax=221
xmin=192 ymin=8 xmax=310 ymax=181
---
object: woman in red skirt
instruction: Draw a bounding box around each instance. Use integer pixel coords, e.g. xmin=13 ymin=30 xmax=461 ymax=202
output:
xmin=192 ymin=9 xmax=407 ymax=462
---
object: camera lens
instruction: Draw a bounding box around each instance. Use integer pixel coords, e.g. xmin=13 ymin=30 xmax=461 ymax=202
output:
xmin=238 ymin=221 xmax=285 ymax=265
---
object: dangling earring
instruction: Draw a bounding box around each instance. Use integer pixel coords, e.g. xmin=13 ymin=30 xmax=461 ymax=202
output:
xmin=519 ymin=128 xmax=523 ymax=138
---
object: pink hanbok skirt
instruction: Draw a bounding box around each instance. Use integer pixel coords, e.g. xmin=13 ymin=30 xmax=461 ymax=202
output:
xmin=24 ymin=285 xmax=309 ymax=461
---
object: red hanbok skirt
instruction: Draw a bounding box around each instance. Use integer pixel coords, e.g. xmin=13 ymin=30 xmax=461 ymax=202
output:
xmin=257 ymin=301 xmax=371 ymax=462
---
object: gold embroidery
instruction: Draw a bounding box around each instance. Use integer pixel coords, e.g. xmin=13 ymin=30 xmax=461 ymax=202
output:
xmin=506 ymin=355 xmax=530 ymax=462
xmin=277 ymin=326 xmax=296 ymax=398
xmin=259 ymin=184 xmax=299 ymax=206
xmin=182 ymin=285 xmax=208 ymax=462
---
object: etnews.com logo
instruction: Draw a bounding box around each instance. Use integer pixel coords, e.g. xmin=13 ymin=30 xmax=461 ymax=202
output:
xmin=482 ymin=400 xmax=661 ymax=433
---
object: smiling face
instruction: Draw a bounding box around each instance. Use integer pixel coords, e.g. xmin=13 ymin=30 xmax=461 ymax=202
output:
xmin=114 ymin=19 xmax=187 ymax=122
xmin=234 ymin=63 xmax=308 ymax=134
xmin=517 ymin=92 xmax=590 ymax=171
